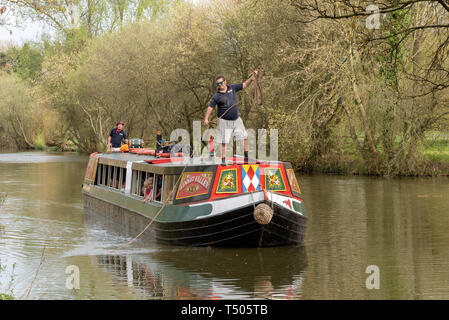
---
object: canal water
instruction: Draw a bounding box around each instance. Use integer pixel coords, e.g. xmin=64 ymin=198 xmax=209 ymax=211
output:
xmin=1 ymin=151 xmax=449 ymax=300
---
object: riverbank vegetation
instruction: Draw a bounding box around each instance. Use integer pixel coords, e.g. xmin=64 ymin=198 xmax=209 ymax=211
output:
xmin=0 ymin=0 xmax=448 ymax=176
xmin=0 ymin=260 xmax=15 ymax=300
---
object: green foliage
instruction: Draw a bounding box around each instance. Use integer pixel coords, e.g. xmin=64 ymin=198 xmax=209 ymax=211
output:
xmin=63 ymin=28 xmax=90 ymax=53
xmin=0 ymin=293 xmax=14 ymax=300
xmin=375 ymin=8 xmax=411 ymax=88
xmin=33 ymin=133 xmax=47 ymax=150
xmin=0 ymin=52 xmax=12 ymax=69
xmin=9 ymin=43 xmax=44 ymax=81
xmin=0 ymin=258 xmax=15 ymax=300
xmin=1 ymin=0 xmax=449 ymax=176
xmin=0 ymin=73 xmax=37 ymax=150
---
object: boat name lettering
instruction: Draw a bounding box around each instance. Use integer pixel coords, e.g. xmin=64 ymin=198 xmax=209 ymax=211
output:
xmin=180 ymin=173 xmax=211 ymax=190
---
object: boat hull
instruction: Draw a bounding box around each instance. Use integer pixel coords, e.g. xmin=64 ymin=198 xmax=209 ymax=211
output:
xmin=83 ymin=193 xmax=307 ymax=247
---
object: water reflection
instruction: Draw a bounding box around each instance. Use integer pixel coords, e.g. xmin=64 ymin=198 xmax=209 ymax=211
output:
xmin=88 ymin=248 xmax=307 ymax=300
xmin=84 ymin=211 xmax=307 ymax=300
xmin=300 ymin=175 xmax=449 ymax=299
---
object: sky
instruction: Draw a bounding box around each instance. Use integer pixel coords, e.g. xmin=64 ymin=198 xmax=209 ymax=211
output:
xmin=0 ymin=19 xmax=52 ymax=46
xmin=0 ymin=0 xmax=201 ymax=47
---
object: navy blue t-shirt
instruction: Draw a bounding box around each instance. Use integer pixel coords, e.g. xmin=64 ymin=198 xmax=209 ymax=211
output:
xmin=109 ymin=128 xmax=127 ymax=147
xmin=209 ymin=83 xmax=243 ymax=120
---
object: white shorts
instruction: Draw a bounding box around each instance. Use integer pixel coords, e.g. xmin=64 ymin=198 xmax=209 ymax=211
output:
xmin=216 ymin=117 xmax=248 ymax=144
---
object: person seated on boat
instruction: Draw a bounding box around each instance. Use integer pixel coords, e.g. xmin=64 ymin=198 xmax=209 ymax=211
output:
xmin=156 ymin=130 xmax=163 ymax=153
xmin=162 ymin=141 xmax=173 ymax=153
xmin=107 ymin=121 xmax=129 ymax=152
xmin=142 ymin=177 xmax=154 ymax=203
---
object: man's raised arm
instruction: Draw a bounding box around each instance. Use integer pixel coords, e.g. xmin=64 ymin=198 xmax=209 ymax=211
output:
xmin=242 ymin=69 xmax=259 ymax=89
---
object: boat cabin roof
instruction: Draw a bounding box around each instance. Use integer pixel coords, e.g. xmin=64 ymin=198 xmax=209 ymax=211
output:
xmin=95 ymin=152 xmax=283 ymax=175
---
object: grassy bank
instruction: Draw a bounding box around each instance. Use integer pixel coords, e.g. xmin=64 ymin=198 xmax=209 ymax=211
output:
xmin=420 ymin=132 xmax=449 ymax=163
xmin=295 ymin=131 xmax=449 ymax=176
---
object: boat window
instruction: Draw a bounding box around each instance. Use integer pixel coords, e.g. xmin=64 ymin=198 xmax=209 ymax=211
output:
xmin=112 ymin=166 xmax=124 ymax=190
xmin=107 ymin=165 xmax=113 ymax=188
xmin=131 ymin=170 xmax=141 ymax=196
xmin=102 ymin=164 xmax=107 ymax=186
xmin=130 ymin=170 xmax=158 ymax=199
xmin=153 ymin=174 xmax=163 ymax=202
xmin=131 ymin=170 xmax=145 ymax=197
xmin=138 ymin=171 xmax=143 ymax=195
xmin=95 ymin=164 xmax=126 ymax=191
xmin=139 ymin=172 xmax=148 ymax=197
xmin=119 ymin=167 xmax=126 ymax=192
xmin=112 ymin=166 xmax=117 ymax=189
xmin=96 ymin=164 xmax=102 ymax=185
xmin=142 ymin=172 xmax=155 ymax=201
xmin=102 ymin=164 xmax=108 ymax=186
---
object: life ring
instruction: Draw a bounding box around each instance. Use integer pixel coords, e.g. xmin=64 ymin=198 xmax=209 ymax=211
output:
xmin=154 ymin=152 xmax=187 ymax=158
xmin=157 ymin=153 xmax=171 ymax=158
xmin=130 ymin=148 xmax=155 ymax=155
xmin=141 ymin=149 xmax=155 ymax=155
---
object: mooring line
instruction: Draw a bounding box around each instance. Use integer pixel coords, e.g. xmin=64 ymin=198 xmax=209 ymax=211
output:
xmin=110 ymin=166 xmax=187 ymax=252
xmin=23 ymin=245 xmax=46 ymax=300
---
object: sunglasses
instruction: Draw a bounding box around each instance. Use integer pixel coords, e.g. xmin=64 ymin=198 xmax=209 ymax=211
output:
xmin=216 ymin=80 xmax=225 ymax=86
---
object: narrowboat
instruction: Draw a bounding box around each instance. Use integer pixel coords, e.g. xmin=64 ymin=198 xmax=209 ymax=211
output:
xmin=82 ymin=150 xmax=307 ymax=247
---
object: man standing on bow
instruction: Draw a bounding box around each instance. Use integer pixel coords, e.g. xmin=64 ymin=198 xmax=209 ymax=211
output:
xmin=204 ymin=70 xmax=259 ymax=164
xmin=107 ymin=121 xmax=129 ymax=152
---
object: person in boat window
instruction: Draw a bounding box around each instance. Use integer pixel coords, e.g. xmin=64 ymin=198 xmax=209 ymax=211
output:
xmin=204 ymin=70 xmax=259 ymax=164
xmin=143 ymin=177 xmax=154 ymax=203
xmin=108 ymin=121 xmax=129 ymax=152
xmin=115 ymin=177 xmax=126 ymax=190
xmin=155 ymin=175 xmax=163 ymax=201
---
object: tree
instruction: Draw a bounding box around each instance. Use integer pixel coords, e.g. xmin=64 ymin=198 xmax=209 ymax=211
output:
xmin=8 ymin=43 xmax=44 ymax=81
xmin=291 ymin=0 xmax=449 ymax=96
xmin=288 ymin=0 xmax=449 ymax=174
xmin=0 ymin=73 xmax=38 ymax=149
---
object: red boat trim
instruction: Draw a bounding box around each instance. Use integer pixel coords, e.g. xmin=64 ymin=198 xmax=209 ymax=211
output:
xmin=145 ymin=158 xmax=185 ymax=164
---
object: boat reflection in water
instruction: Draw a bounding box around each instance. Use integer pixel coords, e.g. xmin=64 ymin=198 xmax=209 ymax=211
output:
xmin=84 ymin=212 xmax=307 ymax=299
